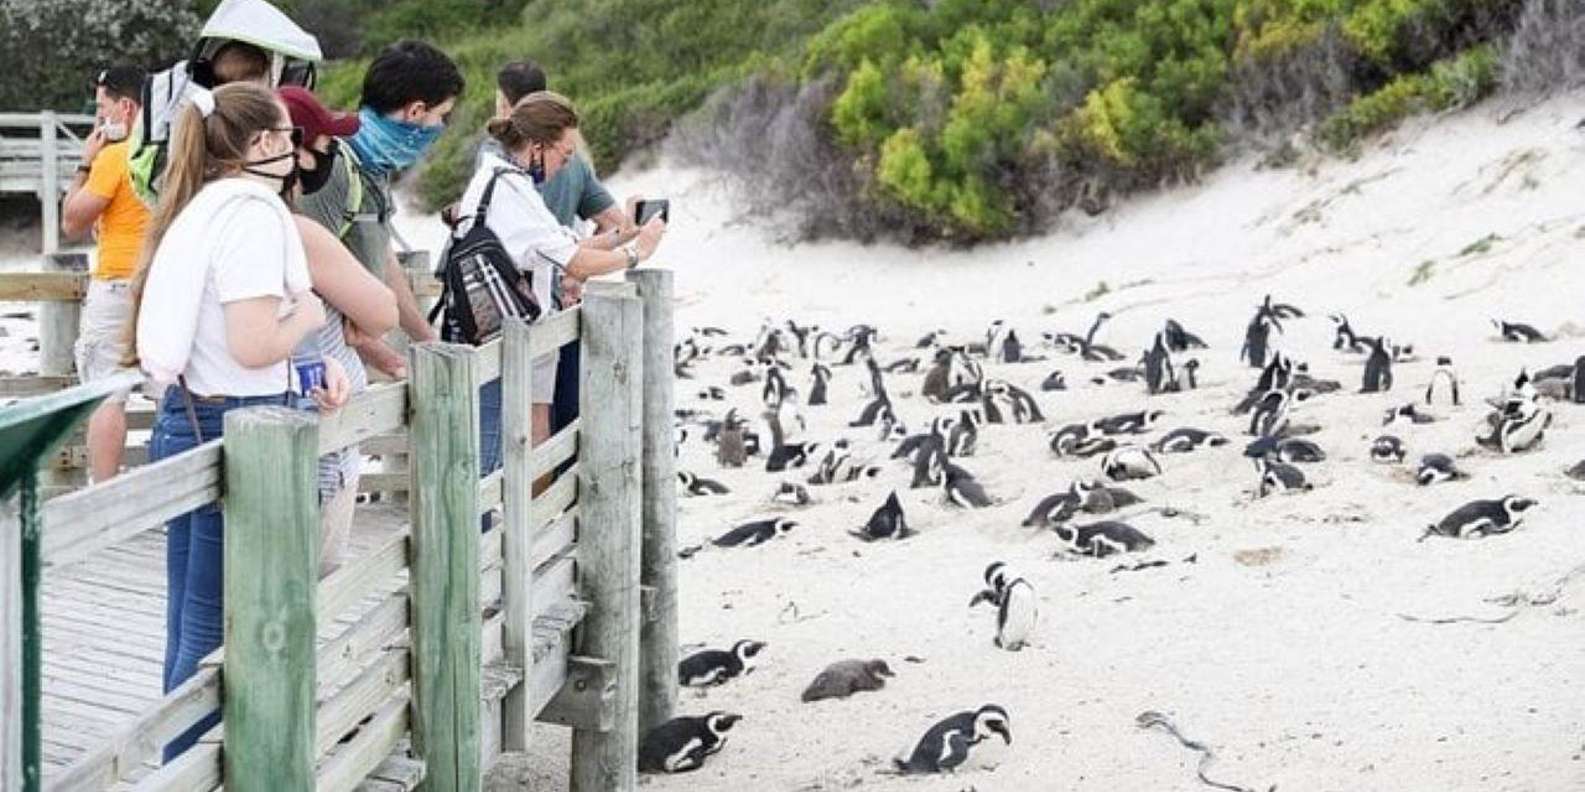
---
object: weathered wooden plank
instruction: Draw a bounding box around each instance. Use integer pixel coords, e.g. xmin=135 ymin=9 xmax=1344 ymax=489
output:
xmin=627 ymin=269 xmax=679 ymax=736
xmin=0 ymin=377 xmax=76 ymax=398
xmin=37 ymin=256 xmax=86 ymax=376
xmin=315 ymin=650 xmax=407 ymax=759
xmin=0 ymin=272 xmax=84 ymax=302
xmin=125 ymin=739 xmax=218 ymax=792
xmin=407 ymin=343 xmax=483 ymax=791
xmin=480 ymin=568 xmax=502 ymax=613
xmin=314 ymin=694 xmax=409 ymax=792
xmin=354 ymin=755 xmax=425 ymax=792
xmin=473 ymin=339 xmax=502 ymax=391
xmin=356 ymin=473 xmax=407 ymax=495
xmin=43 ymin=667 xmax=219 ymax=792
xmin=529 ymin=467 xmax=577 ymax=533
xmin=318 ymin=383 xmax=406 ymax=455
xmin=569 ymin=292 xmax=643 ymax=792
xmin=528 ymin=419 xmax=578 ymax=482
xmin=528 ymin=307 xmax=579 ymax=359
xmin=222 ymin=407 xmax=318 ymax=790
xmin=478 ymin=470 xmax=503 ymax=514
xmin=530 ymin=510 xmax=577 ymax=573
xmin=319 ymin=531 xmax=407 ymax=627
xmin=499 ymin=318 xmax=536 ymax=753
xmin=316 ymin=589 xmax=408 ymax=695
xmin=2 ymin=497 xmax=22 ymax=792
xmin=527 ymin=601 xmax=588 ymax=723
xmin=539 ymin=656 xmax=617 ymax=733
xmin=41 ymin=441 xmax=222 ymax=568
xmin=481 ymin=612 xmax=504 ymax=667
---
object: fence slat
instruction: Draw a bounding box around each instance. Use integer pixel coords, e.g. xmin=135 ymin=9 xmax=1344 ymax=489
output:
xmin=528 ymin=307 xmax=579 ymax=358
xmin=318 ymin=383 xmax=406 ymax=454
xmin=41 ymin=442 xmax=222 ymax=567
xmin=222 ymin=406 xmax=318 ymax=790
xmin=569 ymin=292 xmax=643 ymax=792
xmin=314 ymin=694 xmax=409 ymax=792
xmin=407 ymin=343 xmax=482 ymax=792
xmin=500 ymin=319 xmax=536 ymax=752
xmin=528 ymin=419 xmax=578 ymax=481
xmin=44 ymin=667 xmax=219 ymax=791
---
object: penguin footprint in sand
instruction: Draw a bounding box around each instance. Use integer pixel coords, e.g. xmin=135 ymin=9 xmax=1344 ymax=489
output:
xmin=679 ymin=640 xmax=767 ymax=687
xmin=895 ymin=705 xmax=1012 ymax=775
xmin=638 ymin=711 xmax=741 ymax=773
xmin=801 ymin=659 xmax=895 ymax=702
xmin=969 ymin=562 xmax=1038 ymax=651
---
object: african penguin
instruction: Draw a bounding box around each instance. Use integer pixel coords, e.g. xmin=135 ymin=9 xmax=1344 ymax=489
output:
xmin=1255 ymin=456 xmax=1311 ymax=496
xmin=1370 ymin=435 xmax=1407 ymax=464
xmin=678 ymin=640 xmax=767 ymax=687
xmin=1163 ymin=318 xmax=1207 ymax=351
xmin=808 ymin=363 xmax=831 ymax=406
xmin=851 ymin=492 xmax=912 ymax=541
xmin=943 ymin=464 xmax=993 ymax=508
xmin=1049 ymin=422 xmax=1094 ymax=456
xmin=1095 ymin=409 xmax=1164 ymax=436
xmin=1244 ymin=436 xmax=1326 ymax=463
xmin=1021 ymin=489 xmax=1082 ymax=527
xmin=1479 ymin=397 xmax=1551 ymax=454
xmin=1248 ymin=389 xmax=1303 ymax=438
xmin=894 ymin=705 xmax=1012 ymax=775
xmin=1240 ymin=310 xmax=1279 ymax=369
xmin=771 ymin=481 xmax=812 ymax=506
xmin=1040 ymin=370 xmax=1067 ymax=391
xmin=1330 ymin=314 xmax=1365 ymax=353
xmin=1101 ymin=445 xmax=1162 ymax=482
xmin=638 ymin=711 xmax=741 ymax=773
xmin=1053 ymin=520 xmax=1155 ymax=558
xmin=1492 ymin=319 xmax=1547 ymax=343
xmin=713 ymin=517 xmax=797 ymax=548
xmin=1422 ymin=496 xmax=1536 ymax=540
xmin=1081 ymin=480 xmax=1145 ymax=513
xmin=969 ymin=562 xmax=1038 ymax=651
xmin=1424 ymin=356 xmax=1460 ymax=406
xmin=1151 ymin=427 xmax=1227 ymax=454
xmin=947 ymin=410 xmax=979 ymax=457
xmin=1383 ymin=403 xmax=1435 ymax=426
xmin=801 ymin=659 xmax=895 ymax=702
xmin=679 ymin=471 xmax=731 ymax=496
xmin=910 ymin=435 xmax=949 ymax=489
xmin=1362 ymin=336 xmax=1394 ymax=393
xmin=1416 ymin=453 xmax=1466 ymax=486
xmin=1143 ymin=333 xmax=1175 ymax=395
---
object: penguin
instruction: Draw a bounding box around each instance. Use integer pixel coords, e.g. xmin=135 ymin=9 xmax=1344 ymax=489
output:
xmin=1080 ymin=480 xmax=1145 ymax=513
xmin=1255 ymin=456 xmax=1311 ymax=497
xmin=1077 ymin=339 xmax=1126 ymax=362
xmin=910 ymin=436 xmax=949 ymax=489
xmin=894 ymin=705 xmax=1012 ymax=775
xmin=1151 ymin=427 xmax=1228 ymax=454
xmin=1424 ymin=356 xmax=1460 ymax=406
xmin=771 ymin=481 xmax=812 ymax=506
xmin=1095 ymin=409 xmax=1164 ymax=436
xmin=801 ymin=658 xmax=895 ymax=702
xmin=808 ymin=363 xmax=831 ymax=406
xmin=921 ymin=349 xmax=954 ymax=402
xmin=851 ymin=492 xmax=912 ymax=541
xmin=763 ymin=366 xmax=793 ymax=408
xmin=850 ymin=395 xmax=892 ymax=428
xmin=1021 ymin=489 xmax=1082 ymax=527
xmin=1262 ymin=294 xmax=1305 ymax=319
xmin=763 ymin=409 xmax=815 ymax=472
xmin=916 ymin=329 xmax=947 ymax=349
xmin=1072 ymin=436 xmax=1119 ymax=458
xmin=716 ymin=422 xmax=748 ymax=468
xmin=1084 ymin=311 xmax=1113 ymax=347
xmin=1383 ymin=402 xmax=1436 ymax=426
xmin=891 ymin=431 xmax=935 ymax=463
xmin=946 ymin=410 xmax=979 ymax=456
xmin=1244 ymin=436 xmax=1326 ymax=463
xmin=697 ymin=385 xmax=726 ymax=401
xmin=1240 ymin=311 xmax=1279 ymax=369
xmin=1164 ymin=358 xmax=1200 ymax=392
xmin=784 ymin=320 xmax=815 ymax=358
xmin=884 ymin=358 xmax=921 ymax=374
xmin=985 ymin=320 xmax=1010 ymax=359
xmin=1040 ymin=370 xmax=1067 ymax=391
xmin=811 ymin=330 xmax=844 ymax=360
xmin=1492 ymin=319 xmax=1548 ymax=343
xmin=1330 ymin=314 xmax=1366 ymax=353
xmin=1101 ymin=445 xmax=1162 ymax=481
xmin=1370 ymin=435 xmax=1407 ymax=463
xmin=981 ymin=380 xmax=1044 ymax=424
xmin=1143 ymin=333 xmax=1175 ymax=395
xmin=1163 ymin=318 xmax=1208 ymax=351
xmin=1416 ymin=453 xmax=1466 ymax=486
xmin=638 ymin=711 xmax=741 ymax=773
xmin=839 ymin=325 xmax=878 ymax=366
xmin=1053 ymin=520 xmax=1155 ymax=557
xmin=754 ymin=326 xmax=785 ymax=361
xmin=679 ymin=471 xmax=730 ymax=496
xmin=713 ymin=517 xmax=797 ymax=548
xmin=1574 ymin=355 xmax=1585 ymax=405
xmin=1478 ymin=398 xmax=1551 ymax=454
xmin=1361 ymin=336 xmax=1394 ymax=393
xmin=1248 ymin=389 xmax=1303 ymax=437
xmin=678 ymin=640 xmax=768 ymax=687
xmin=943 ymin=464 xmax=993 ymax=508
xmin=968 ymin=562 xmax=1038 ymax=651
xmin=1421 ymin=495 xmax=1537 ymax=540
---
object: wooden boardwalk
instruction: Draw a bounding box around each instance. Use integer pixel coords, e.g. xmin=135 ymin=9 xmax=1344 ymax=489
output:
xmin=40 ymin=503 xmax=416 ymax=785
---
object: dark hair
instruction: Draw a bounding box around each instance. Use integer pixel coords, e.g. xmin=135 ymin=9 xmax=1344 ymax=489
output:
xmin=211 ymin=41 xmax=271 ymax=85
xmin=496 ymin=61 xmax=547 ymax=107
xmin=486 ymin=91 xmax=578 ymax=151
xmin=360 ymin=40 xmax=465 ymax=114
xmin=96 ymin=65 xmax=146 ymax=103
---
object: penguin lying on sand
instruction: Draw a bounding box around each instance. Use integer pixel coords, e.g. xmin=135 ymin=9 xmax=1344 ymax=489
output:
xmin=1079 ymin=480 xmax=1145 ymax=513
xmin=943 ymin=464 xmax=994 ymax=508
xmin=638 ymin=712 xmax=741 ymax=773
xmin=1492 ymin=319 xmax=1548 ymax=343
xmin=1383 ymin=403 xmax=1435 ymax=426
xmin=1152 ymin=427 xmax=1227 ymax=454
xmin=713 ymin=517 xmax=797 ymax=548
xmin=771 ymin=481 xmax=812 ymax=506
xmin=1095 ymin=409 xmax=1164 ymax=435
xmin=851 ymin=492 xmax=912 ymax=541
xmin=1101 ymin=446 xmax=1162 ymax=482
xmin=894 ymin=705 xmax=1012 ymax=775
xmin=1243 ymin=436 xmax=1326 ymax=463
xmin=679 ymin=640 xmax=767 ymax=687
xmin=1421 ymin=496 xmax=1536 ymax=540
xmin=1371 ymin=435 xmax=1407 ymax=463
xmin=679 ymin=471 xmax=730 ymax=496
xmin=1053 ymin=520 xmax=1155 ymax=558
xmin=1040 ymin=370 xmax=1067 ymax=391
xmin=1022 ymin=488 xmax=1082 ymax=527
xmin=801 ymin=659 xmax=894 ymax=702
xmin=1416 ymin=453 xmax=1467 ymax=486
xmin=969 ymin=562 xmax=1038 ymax=651
xmin=1255 ymin=456 xmax=1311 ymax=496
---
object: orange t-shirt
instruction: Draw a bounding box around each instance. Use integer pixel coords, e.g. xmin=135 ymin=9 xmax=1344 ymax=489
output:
xmin=83 ymin=141 xmax=151 ymax=280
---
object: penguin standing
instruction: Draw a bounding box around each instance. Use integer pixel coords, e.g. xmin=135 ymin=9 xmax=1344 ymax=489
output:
xmin=1416 ymin=453 xmax=1467 ymax=485
xmin=1330 ymin=314 xmax=1365 ymax=353
xmin=1422 ymin=496 xmax=1536 ymax=540
xmin=947 ymin=411 xmax=979 ymax=457
xmin=1424 ymin=356 xmax=1460 ymax=406
xmin=894 ymin=705 xmax=1012 ymax=775
xmin=1163 ymin=319 xmax=1207 ymax=351
xmin=943 ymin=464 xmax=994 ymax=508
xmin=1573 ymin=355 xmax=1585 ymax=405
xmin=968 ymin=562 xmax=1038 ymax=651
xmin=801 ymin=659 xmax=895 ymax=702
xmin=713 ymin=517 xmax=797 ymax=548
xmin=638 ymin=711 xmax=741 ymax=773
xmin=1101 ymin=445 xmax=1162 ymax=482
xmin=678 ymin=640 xmax=768 ymax=687
xmin=808 ymin=363 xmax=831 ymax=406
xmin=679 ymin=471 xmax=731 ymax=496
xmin=1248 ymin=389 xmax=1300 ymax=437
xmin=1362 ymin=336 xmax=1394 ymax=393
xmin=910 ymin=435 xmax=949 ymax=489
xmin=852 ymin=492 xmax=912 ymax=541
xmin=1052 ymin=520 xmax=1155 ymax=557
xmin=1240 ymin=311 xmax=1278 ymax=369
xmin=1143 ymin=333 xmax=1175 ymax=395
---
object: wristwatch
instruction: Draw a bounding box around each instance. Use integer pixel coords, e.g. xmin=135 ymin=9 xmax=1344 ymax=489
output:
xmin=622 ymin=243 xmax=639 ymax=269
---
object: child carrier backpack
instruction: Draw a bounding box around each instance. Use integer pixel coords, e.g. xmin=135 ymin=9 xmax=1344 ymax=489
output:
xmin=430 ymin=168 xmax=542 ymax=345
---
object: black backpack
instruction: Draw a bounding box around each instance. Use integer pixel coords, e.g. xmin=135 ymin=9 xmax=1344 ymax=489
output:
xmin=431 ymin=168 xmax=542 ymax=345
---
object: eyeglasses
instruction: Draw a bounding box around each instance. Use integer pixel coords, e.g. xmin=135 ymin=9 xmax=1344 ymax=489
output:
xmin=269 ymin=126 xmax=305 ymax=147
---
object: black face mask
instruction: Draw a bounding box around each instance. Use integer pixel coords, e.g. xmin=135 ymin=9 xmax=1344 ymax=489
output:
xmin=299 ymin=140 xmax=339 ymax=196
xmin=243 ymin=150 xmax=298 ymax=200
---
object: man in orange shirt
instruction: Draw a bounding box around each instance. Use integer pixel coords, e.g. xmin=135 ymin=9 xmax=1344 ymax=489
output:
xmin=61 ymin=65 xmax=151 ymax=482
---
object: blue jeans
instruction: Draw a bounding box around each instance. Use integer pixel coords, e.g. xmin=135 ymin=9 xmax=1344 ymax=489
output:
xmin=478 ymin=378 xmax=502 ymax=532
xmin=150 ymin=386 xmax=286 ymax=761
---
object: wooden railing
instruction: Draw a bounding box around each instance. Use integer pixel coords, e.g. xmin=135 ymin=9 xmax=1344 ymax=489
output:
xmin=0 ymin=112 xmax=95 ymax=255
xmin=3 ymin=270 xmax=679 ymax=791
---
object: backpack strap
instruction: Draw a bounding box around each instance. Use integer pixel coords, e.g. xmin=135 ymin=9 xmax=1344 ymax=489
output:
xmin=472 ymin=166 xmax=528 ymax=227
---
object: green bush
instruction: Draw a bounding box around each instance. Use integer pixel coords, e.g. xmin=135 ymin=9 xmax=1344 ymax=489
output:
xmin=1318 ymin=43 xmax=1497 ymax=148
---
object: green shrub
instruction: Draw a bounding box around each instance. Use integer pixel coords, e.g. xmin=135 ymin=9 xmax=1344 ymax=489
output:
xmin=1318 ymin=43 xmax=1497 ymax=148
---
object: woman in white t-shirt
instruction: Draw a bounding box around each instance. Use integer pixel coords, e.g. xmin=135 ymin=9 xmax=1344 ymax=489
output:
xmin=126 ymin=81 xmax=348 ymax=761
xmin=459 ymin=91 xmax=665 ymax=482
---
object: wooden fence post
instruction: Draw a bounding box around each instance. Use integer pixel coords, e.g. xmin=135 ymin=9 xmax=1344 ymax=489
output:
xmin=569 ymin=292 xmax=643 ymax=792
xmin=37 ymin=253 xmax=85 ymax=379
xmin=499 ymin=318 xmax=535 ymax=751
xmin=625 ymin=270 xmax=678 ymax=736
xmin=39 ymin=112 xmax=58 ymax=256
xmin=222 ymin=406 xmax=319 ymax=790
xmin=1 ymin=492 xmax=19 ymax=792
xmin=408 ymin=342 xmax=483 ymax=792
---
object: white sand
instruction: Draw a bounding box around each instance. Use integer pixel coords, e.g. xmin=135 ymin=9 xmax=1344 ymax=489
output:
xmin=466 ymin=95 xmax=1585 ymax=791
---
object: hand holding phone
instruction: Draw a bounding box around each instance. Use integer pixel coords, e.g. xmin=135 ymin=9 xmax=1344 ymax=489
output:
xmin=634 ymin=198 xmax=670 ymax=226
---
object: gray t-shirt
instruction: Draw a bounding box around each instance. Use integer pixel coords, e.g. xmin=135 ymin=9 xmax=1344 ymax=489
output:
xmin=296 ymin=147 xmax=393 ymax=278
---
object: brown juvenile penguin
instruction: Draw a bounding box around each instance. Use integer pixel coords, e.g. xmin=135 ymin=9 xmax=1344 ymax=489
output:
xmin=801 ymin=659 xmax=895 ymax=702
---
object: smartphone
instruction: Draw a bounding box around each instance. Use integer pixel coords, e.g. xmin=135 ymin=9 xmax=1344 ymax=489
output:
xmin=634 ymin=199 xmax=670 ymax=225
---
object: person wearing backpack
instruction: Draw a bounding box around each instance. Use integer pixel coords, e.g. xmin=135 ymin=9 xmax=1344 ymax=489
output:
xmin=127 ymin=82 xmax=349 ymax=760
xmin=453 ymin=91 xmax=666 ymax=480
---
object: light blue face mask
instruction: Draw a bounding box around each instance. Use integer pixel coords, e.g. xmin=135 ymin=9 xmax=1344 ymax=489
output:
xmin=346 ymin=106 xmax=444 ymax=177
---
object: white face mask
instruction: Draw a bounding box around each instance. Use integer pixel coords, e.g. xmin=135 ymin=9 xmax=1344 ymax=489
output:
xmin=102 ymin=121 xmax=128 ymax=142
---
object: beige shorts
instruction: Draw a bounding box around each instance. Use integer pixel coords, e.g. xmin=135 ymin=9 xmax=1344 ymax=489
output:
xmin=73 ymin=279 xmax=140 ymax=404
